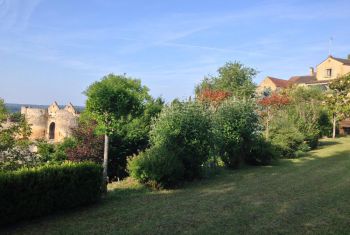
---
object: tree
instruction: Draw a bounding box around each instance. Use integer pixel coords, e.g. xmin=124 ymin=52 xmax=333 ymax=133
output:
xmin=66 ymin=117 xmax=104 ymax=163
xmin=0 ymin=98 xmax=7 ymax=123
xmin=258 ymin=92 xmax=290 ymax=139
xmin=324 ymin=74 xmax=350 ymax=138
xmin=0 ymin=98 xmax=34 ymax=170
xmin=196 ymin=61 xmax=257 ymax=99
xmin=197 ymin=89 xmax=231 ymax=110
xmin=84 ymin=74 xmax=150 ymax=193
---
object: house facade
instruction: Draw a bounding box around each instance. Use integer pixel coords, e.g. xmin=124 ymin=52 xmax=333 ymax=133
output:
xmin=257 ymin=55 xmax=350 ymax=135
xmin=258 ymin=55 xmax=350 ymax=92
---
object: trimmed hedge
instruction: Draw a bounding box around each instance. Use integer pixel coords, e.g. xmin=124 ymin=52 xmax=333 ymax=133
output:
xmin=0 ymin=162 xmax=102 ymax=226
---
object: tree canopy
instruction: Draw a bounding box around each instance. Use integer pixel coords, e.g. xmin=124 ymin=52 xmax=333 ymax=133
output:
xmin=85 ymin=74 xmax=151 ymax=134
xmin=196 ymin=61 xmax=257 ymax=99
xmin=324 ymin=74 xmax=350 ymax=138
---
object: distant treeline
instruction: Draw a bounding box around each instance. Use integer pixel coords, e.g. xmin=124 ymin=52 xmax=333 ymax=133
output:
xmin=5 ymin=103 xmax=85 ymax=113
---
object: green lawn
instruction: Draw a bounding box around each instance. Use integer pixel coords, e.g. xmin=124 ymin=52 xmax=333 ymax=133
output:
xmin=2 ymin=138 xmax=350 ymax=234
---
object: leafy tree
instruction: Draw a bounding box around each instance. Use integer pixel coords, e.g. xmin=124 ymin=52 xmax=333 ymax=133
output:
xmin=324 ymin=74 xmax=350 ymax=138
xmin=66 ymin=116 xmax=104 ymax=163
xmin=196 ymin=61 xmax=257 ymax=99
xmin=288 ymin=87 xmax=325 ymax=147
xmin=0 ymin=98 xmax=7 ymax=123
xmin=84 ymin=74 xmax=150 ymax=192
xmin=0 ymin=98 xmax=33 ymax=170
xmin=108 ymin=97 xmax=164 ymax=180
xmin=197 ymin=89 xmax=231 ymax=110
xmin=258 ymin=92 xmax=290 ymax=139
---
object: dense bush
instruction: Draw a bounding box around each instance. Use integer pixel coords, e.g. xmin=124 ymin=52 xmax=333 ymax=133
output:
xmin=128 ymin=144 xmax=184 ymax=188
xmin=128 ymin=101 xmax=211 ymax=188
xmin=0 ymin=162 xmax=102 ymax=225
xmin=269 ymin=112 xmax=308 ymax=158
xmin=245 ymin=135 xmax=277 ymax=165
xmin=212 ymin=99 xmax=264 ymax=168
xmin=36 ymin=138 xmax=76 ymax=163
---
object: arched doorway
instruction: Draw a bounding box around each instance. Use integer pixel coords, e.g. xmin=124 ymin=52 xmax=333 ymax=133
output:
xmin=49 ymin=122 xmax=55 ymax=140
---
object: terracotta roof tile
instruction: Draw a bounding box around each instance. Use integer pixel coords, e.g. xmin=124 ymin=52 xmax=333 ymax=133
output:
xmin=288 ymin=75 xmax=316 ymax=84
xmin=267 ymin=76 xmax=290 ymax=88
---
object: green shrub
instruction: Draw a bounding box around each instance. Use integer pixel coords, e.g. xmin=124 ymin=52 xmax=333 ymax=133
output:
xmin=245 ymin=135 xmax=276 ymax=165
xmin=212 ymin=99 xmax=260 ymax=168
xmin=0 ymin=162 xmax=102 ymax=225
xmin=269 ymin=115 xmax=307 ymax=158
xmin=36 ymin=138 xmax=76 ymax=163
xmin=150 ymin=102 xmax=212 ymax=180
xmin=128 ymin=144 xmax=184 ymax=188
xmin=128 ymin=101 xmax=211 ymax=187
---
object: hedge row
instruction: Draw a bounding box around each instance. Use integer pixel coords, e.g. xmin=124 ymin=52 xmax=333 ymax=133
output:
xmin=0 ymin=162 xmax=102 ymax=226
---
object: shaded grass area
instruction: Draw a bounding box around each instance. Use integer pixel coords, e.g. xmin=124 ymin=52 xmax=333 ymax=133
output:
xmin=2 ymin=138 xmax=350 ymax=234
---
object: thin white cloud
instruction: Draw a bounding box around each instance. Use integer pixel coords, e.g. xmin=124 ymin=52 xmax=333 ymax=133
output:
xmin=0 ymin=0 xmax=42 ymax=31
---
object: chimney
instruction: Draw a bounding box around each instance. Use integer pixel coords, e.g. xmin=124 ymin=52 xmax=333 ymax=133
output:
xmin=309 ymin=67 xmax=315 ymax=76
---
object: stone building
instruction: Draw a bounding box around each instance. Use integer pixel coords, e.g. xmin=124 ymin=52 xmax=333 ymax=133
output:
xmin=257 ymin=55 xmax=350 ymax=93
xmin=257 ymin=55 xmax=350 ymax=135
xmin=21 ymin=102 xmax=79 ymax=142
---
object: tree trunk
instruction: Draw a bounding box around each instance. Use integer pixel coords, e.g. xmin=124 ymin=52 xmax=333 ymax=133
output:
xmin=102 ymin=134 xmax=109 ymax=195
xmin=332 ymin=113 xmax=336 ymax=139
xmin=265 ymin=108 xmax=270 ymax=140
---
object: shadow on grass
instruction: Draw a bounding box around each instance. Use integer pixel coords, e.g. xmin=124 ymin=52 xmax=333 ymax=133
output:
xmin=317 ymin=140 xmax=340 ymax=149
xmin=2 ymin=145 xmax=350 ymax=234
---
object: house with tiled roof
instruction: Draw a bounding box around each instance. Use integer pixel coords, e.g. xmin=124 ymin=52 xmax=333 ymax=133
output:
xmin=257 ymin=55 xmax=350 ymax=93
xmin=257 ymin=55 xmax=350 ymax=135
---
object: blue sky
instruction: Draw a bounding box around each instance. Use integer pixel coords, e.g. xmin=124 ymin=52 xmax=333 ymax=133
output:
xmin=1 ymin=0 xmax=350 ymax=105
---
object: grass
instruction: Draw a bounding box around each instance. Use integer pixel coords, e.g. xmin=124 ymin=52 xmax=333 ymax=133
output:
xmin=2 ymin=137 xmax=350 ymax=234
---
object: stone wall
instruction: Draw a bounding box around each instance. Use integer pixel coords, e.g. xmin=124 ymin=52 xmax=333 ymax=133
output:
xmin=21 ymin=102 xmax=79 ymax=142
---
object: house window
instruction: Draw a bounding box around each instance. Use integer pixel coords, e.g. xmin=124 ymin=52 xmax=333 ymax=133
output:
xmin=326 ymin=69 xmax=332 ymax=77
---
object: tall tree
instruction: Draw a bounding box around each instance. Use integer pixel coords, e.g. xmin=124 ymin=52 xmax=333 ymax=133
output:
xmin=84 ymin=74 xmax=150 ymax=193
xmin=324 ymin=74 xmax=350 ymax=138
xmin=196 ymin=61 xmax=257 ymax=99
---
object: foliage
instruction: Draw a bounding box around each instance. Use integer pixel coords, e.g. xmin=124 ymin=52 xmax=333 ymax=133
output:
xmin=36 ymin=138 xmax=76 ymax=163
xmin=150 ymin=101 xmax=211 ymax=180
xmin=285 ymin=87 xmax=324 ymax=149
xmin=66 ymin=117 xmax=104 ymax=163
xmin=0 ymin=100 xmax=34 ymax=170
xmin=85 ymin=74 xmax=152 ymax=189
xmin=0 ymin=113 xmax=31 ymax=153
xmin=69 ymin=97 xmax=163 ymax=181
xmin=324 ymin=74 xmax=350 ymax=137
xmin=245 ymin=135 xmax=277 ymax=165
xmin=260 ymin=87 xmax=326 ymax=157
xmin=318 ymin=109 xmax=332 ymax=137
xmin=0 ymin=148 xmax=39 ymax=171
xmin=128 ymin=101 xmax=211 ymax=187
xmin=108 ymin=97 xmax=164 ymax=180
xmin=212 ymin=98 xmax=262 ymax=168
xmin=0 ymin=162 xmax=102 ymax=226
xmin=258 ymin=92 xmax=290 ymax=139
xmin=85 ymin=74 xmax=150 ymax=134
xmin=269 ymin=111 xmax=308 ymax=158
xmin=196 ymin=61 xmax=257 ymax=99
xmin=127 ymin=144 xmax=184 ymax=188
xmin=197 ymin=89 xmax=231 ymax=108
xmin=8 ymin=138 xmax=350 ymax=234
xmin=0 ymin=98 xmax=7 ymax=123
